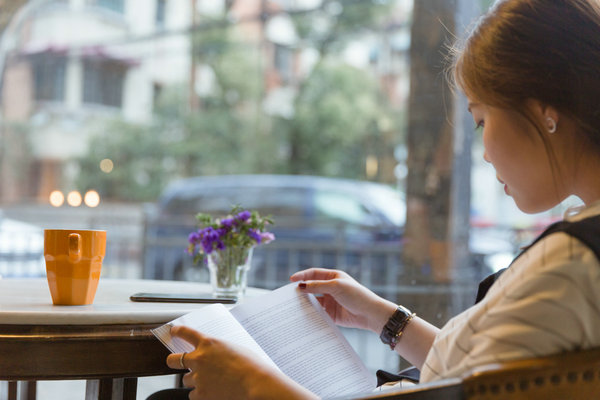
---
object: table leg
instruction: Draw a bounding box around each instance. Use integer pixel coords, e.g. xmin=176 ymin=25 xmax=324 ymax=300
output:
xmin=85 ymin=378 xmax=137 ymax=400
xmin=6 ymin=381 xmax=36 ymax=400
xmin=22 ymin=381 xmax=36 ymax=400
xmin=8 ymin=381 xmax=17 ymax=400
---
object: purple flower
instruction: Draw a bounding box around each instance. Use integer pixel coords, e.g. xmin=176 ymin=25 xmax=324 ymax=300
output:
xmin=186 ymin=207 xmax=275 ymax=261
xmin=217 ymin=227 xmax=229 ymax=237
xmin=260 ymin=232 xmax=275 ymax=244
xmin=188 ymin=231 xmax=201 ymax=244
xmin=200 ymin=227 xmax=221 ymax=254
xmin=201 ymin=242 xmax=213 ymax=254
xmin=236 ymin=210 xmax=251 ymax=222
xmin=248 ymin=229 xmax=262 ymax=243
xmin=221 ymin=218 xmax=234 ymax=228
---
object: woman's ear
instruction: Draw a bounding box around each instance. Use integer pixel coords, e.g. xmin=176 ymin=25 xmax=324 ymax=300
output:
xmin=526 ymin=99 xmax=559 ymax=133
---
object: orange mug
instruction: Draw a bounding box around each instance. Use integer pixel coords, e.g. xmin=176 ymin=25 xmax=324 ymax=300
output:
xmin=44 ymin=229 xmax=106 ymax=305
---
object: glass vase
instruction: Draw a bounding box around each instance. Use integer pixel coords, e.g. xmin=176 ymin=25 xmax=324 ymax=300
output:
xmin=206 ymin=246 xmax=253 ymax=299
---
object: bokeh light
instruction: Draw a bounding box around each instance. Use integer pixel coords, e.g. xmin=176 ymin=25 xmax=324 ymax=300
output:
xmin=49 ymin=190 xmax=64 ymax=207
xmin=84 ymin=190 xmax=100 ymax=208
xmin=66 ymin=191 xmax=82 ymax=207
xmin=100 ymin=158 xmax=114 ymax=173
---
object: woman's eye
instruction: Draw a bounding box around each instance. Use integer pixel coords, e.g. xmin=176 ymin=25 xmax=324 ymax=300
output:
xmin=474 ymin=121 xmax=484 ymax=131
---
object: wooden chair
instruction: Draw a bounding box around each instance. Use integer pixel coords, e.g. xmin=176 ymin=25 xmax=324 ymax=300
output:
xmin=340 ymin=347 xmax=600 ymax=400
xmin=462 ymin=347 xmax=600 ymax=399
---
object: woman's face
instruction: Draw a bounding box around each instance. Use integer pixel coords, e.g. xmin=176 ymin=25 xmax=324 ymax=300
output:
xmin=468 ymin=99 xmax=564 ymax=213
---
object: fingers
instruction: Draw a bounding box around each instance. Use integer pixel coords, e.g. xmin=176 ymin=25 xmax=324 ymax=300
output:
xmin=182 ymin=371 xmax=196 ymax=388
xmin=297 ymin=278 xmax=347 ymax=296
xmin=165 ymin=326 xmax=206 ymax=370
xmin=170 ymin=325 xmax=204 ymax=347
xmin=290 ymin=267 xmax=346 ymax=282
xmin=166 ymin=352 xmax=188 ymax=370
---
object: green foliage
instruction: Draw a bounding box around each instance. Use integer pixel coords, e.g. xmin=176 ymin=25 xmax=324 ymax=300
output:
xmin=292 ymin=0 xmax=394 ymax=51
xmin=282 ymin=61 xmax=399 ymax=177
xmin=76 ymin=119 xmax=171 ymax=201
xmin=75 ymin=1 xmax=404 ymax=200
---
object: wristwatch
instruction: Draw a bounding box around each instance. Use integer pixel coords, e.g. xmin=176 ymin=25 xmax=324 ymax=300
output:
xmin=379 ymin=305 xmax=415 ymax=350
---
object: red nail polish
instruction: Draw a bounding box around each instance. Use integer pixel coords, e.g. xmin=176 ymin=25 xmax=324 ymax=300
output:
xmin=299 ymin=282 xmax=307 ymax=289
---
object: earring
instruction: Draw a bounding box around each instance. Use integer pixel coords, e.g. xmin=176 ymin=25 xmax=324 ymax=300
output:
xmin=546 ymin=117 xmax=557 ymax=133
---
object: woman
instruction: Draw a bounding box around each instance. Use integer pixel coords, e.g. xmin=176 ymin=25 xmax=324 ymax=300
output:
xmin=156 ymin=0 xmax=600 ymax=398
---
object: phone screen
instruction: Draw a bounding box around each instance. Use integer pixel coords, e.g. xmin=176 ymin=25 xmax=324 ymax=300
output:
xmin=129 ymin=292 xmax=237 ymax=304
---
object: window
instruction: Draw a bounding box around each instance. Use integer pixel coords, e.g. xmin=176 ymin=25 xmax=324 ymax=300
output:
xmin=4 ymin=0 xmax=573 ymax=380
xmin=82 ymin=59 xmax=125 ymax=107
xmin=32 ymin=54 xmax=66 ymax=102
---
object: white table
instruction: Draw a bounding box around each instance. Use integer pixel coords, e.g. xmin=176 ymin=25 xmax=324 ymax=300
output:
xmin=0 ymin=278 xmax=267 ymax=400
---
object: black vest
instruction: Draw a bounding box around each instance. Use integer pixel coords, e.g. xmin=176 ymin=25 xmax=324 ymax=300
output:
xmin=475 ymin=214 xmax=600 ymax=304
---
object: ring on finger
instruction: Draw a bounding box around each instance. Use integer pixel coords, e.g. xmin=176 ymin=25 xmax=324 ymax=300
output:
xmin=179 ymin=352 xmax=187 ymax=369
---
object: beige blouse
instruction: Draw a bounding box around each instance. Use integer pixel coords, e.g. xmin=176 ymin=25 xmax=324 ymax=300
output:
xmin=420 ymin=202 xmax=600 ymax=382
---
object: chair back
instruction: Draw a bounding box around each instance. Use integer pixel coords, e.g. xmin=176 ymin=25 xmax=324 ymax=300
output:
xmin=462 ymin=347 xmax=600 ymax=399
xmin=336 ymin=348 xmax=600 ymax=399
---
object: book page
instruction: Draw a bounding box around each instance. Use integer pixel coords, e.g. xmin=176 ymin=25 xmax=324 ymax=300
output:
xmin=151 ymin=303 xmax=278 ymax=370
xmin=231 ymin=283 xmax=376 ymax=398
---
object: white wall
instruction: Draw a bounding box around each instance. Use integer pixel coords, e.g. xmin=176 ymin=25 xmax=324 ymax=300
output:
xmin=22 ymin=0 xmax=194 ymax=156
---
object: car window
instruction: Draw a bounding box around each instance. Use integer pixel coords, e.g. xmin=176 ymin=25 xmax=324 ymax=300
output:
xmin=363 ymin=185 xmax=406 ymax=226
xmin=163 ymin=187 xmax=240 ymax=216
xmin=240 ymin=187 xmax=307 ymax=219
xmin=163 ymin=185 xmax=308 ymax=220
xmin=313 ymin=190 xmax=378 ymax=226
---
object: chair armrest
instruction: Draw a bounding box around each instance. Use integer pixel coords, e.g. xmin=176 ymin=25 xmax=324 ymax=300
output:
xmin=329 ymin=377 xmax=463 ymax=400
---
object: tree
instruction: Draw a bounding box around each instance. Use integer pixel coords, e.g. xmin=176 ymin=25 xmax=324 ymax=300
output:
xmin=276 ymin=60 xmax=398 ymax=178
xmin=76 ymin=1 xmax=408 ymax=199
xmin=284 ymin=0 xmax=402 ymax=178
xmin=401 ymin=0 xmax=477 ymax=326
xmin=76 ymin=119 xmax=170 ymax=201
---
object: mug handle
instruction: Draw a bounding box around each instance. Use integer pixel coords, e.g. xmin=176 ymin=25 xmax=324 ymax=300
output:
xmin=69 ymin=233 xmax=82 ymax=263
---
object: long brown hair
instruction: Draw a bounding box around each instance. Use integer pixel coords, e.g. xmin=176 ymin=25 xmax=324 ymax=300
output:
xmin=451 ymin=0 xmax=600 ymax=146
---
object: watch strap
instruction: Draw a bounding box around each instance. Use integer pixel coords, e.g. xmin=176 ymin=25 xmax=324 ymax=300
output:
xmin=379 ymin=305 xmax=415 ymax=350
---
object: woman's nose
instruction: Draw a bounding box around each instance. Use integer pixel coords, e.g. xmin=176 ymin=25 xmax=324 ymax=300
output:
xmin=483 ymin=152 xmax=491 ymax=163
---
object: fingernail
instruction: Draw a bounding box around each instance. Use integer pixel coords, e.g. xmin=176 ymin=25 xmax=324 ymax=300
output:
xmin=299 ymin=282 xmax=307 ymax=289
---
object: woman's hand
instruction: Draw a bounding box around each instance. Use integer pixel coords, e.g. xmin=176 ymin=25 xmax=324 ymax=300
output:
xmin=291 ymin=268 xmax=440 ymax=370
xmin=290 ymin=268 xmax=397 ymax=334
xmin=166 ymin=326 xmax=317 ymax=400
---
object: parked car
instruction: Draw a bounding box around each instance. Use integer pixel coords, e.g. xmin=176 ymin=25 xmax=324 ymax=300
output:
xmin=0 ymin=210 xmax=45 ymax=278
xmin=142 ymin=174 xmax=514 ymax=287
xmin=143 ymin=175 xmax=406 ymax=280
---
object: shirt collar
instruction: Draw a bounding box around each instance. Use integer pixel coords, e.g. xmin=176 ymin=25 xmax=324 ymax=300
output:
xmin=564 ymin=199 xmax=600 ymax=221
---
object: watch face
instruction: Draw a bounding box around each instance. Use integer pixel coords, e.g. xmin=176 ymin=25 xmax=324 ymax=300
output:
xmin=381 ymin=305 xmax=413 ymax=344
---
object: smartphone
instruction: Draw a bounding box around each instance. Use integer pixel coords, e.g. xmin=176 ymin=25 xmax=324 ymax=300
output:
xmin=130 ymin=292 xmax=237 ymax=304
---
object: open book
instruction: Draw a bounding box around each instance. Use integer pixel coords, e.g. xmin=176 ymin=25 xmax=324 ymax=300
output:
xmin=152 ymin=283 xmax=376 ymax=398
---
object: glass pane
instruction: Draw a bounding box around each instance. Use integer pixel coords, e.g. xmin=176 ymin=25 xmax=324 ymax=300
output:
xmin=1 ymin=0 xmax=581 ymax=387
